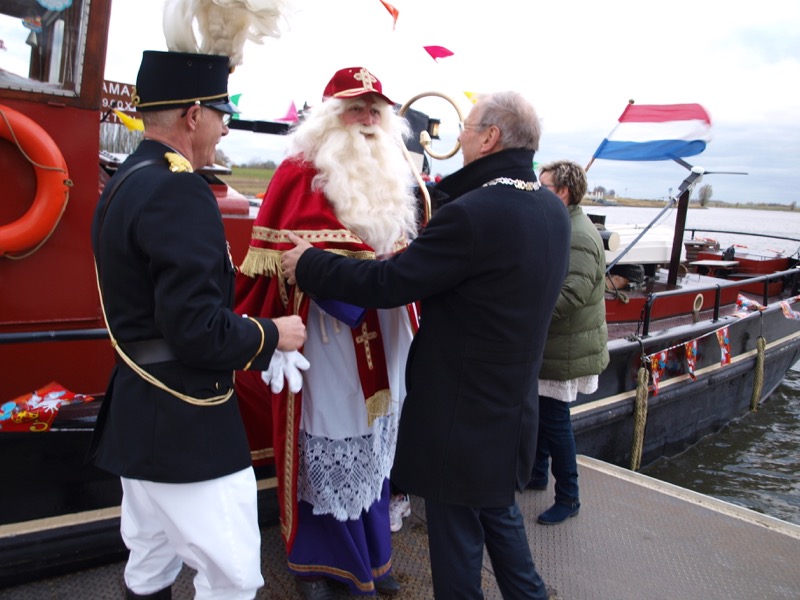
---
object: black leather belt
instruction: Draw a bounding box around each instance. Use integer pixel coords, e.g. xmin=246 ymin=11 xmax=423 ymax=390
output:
xmin=119 ymin=338 xmax=178 ymax=365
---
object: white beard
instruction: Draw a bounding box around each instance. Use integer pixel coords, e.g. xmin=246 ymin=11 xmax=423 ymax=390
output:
xmin=291 ymin=107 xmax=418 ymax=256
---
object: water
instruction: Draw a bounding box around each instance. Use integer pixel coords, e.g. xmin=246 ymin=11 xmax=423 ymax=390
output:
xmin=588 ymin=205 xmax=800 ymax=256
xmin=642 ymin=365 xmax=800 ymax=526
xmin=592 ymin=205 xmax=800 ymax=526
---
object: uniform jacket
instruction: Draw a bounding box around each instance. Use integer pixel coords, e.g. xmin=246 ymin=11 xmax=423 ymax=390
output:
xmin=295 ymin=148 xmax=570 ymax=507
xmin=538 ymin=204 xmax=610 ymax=381
xmin=90 ymin=140 xmax=277 ymax=483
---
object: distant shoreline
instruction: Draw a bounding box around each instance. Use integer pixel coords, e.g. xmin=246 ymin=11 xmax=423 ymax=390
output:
xmin=584 ymin=198 xmax=797 ymax=211
xmin=219 ymin=168 xmax=797 ymax=212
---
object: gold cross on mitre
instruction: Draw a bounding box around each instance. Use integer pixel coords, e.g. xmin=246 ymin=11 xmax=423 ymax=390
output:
xmin=353 ymin=68 xmax=377 ymax=92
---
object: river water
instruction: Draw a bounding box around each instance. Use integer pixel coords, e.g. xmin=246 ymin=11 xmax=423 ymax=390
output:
xmin=588 ymin=205 xmax=800 ymax=527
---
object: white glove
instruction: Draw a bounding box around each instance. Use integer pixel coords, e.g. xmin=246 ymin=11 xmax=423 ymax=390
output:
xmin=261 ymin=350 xmax=310 ymax=394
xmin=283 ymin=350 xmax=310 ymax=393
xmin=261 ymin=351 xmax=286 ymax=394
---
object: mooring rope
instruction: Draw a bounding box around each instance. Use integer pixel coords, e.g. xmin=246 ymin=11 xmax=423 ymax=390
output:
xmin=750 ymin=336 xmax=767 ymax=412
xmin=630 ymin=365 xmax=649 ymax=471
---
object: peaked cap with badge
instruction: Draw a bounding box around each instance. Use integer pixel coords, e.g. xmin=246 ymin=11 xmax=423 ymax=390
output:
xmin=133 ymin=50 xmax=240 ymax=115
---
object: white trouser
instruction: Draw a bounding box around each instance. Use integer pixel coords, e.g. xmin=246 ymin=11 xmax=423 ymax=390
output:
xmin=121 ymin=467 xmax=263 ymax=599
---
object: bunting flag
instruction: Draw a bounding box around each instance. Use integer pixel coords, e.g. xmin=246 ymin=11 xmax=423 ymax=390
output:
xmin=650 ymin=351 xmax=667 ymax=396
xmin=716 ymin=327 xmax=731 ymax=365
xmin=684 ymin=340 xmax=698 ymax=380
xmin=463 ymin=91 xmax=479 ymax=104
xmin=113 ymin=109 xmax=144 ymax=131
xmin=276 ymin=100 xmax=298 ymax=123
xmin=591 ymin=102 xmax=712 ymax=162
xmin=231 ymin=93 xmax=242 ymax=120
xmin=379 ymin=0 xmax=399 ymax=29
xmin=423 ymin=45 xmax=454 ymax=62
xmin=780 ymin=295 xmax=800 ymax=320
xmin=734 ymin=293 xmax=766 ymax=317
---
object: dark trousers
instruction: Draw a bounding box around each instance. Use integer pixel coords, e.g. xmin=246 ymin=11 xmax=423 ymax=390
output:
xmin=424 ymin=498 xmax=547 ymax=600
xmin=532 ymin=395 xmax=580 ymax=505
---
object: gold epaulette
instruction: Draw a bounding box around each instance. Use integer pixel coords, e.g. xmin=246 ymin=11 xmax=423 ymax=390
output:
xmin=164 ymin=152 xmax=193 ymax=173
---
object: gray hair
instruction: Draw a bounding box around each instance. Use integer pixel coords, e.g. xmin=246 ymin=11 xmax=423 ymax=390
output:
xmin=473 ymin=91 xmax=541 ymax=151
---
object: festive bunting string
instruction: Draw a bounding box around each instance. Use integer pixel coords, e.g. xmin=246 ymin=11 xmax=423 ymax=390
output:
xmin=643 ymin=295 xmax=798 ymax=391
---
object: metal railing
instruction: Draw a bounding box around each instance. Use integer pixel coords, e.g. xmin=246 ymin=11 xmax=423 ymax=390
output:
xmin=0 ymin=328 xmax=109 ymax=345
xmin=640 ymin=266 xmax=800 ymax=337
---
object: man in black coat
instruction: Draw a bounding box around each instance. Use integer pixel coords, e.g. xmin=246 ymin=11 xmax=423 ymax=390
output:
xmin=91 ymin=51 xmax=305 ymax=599
xmin=281 ymin=91 xmax=570 ymax=599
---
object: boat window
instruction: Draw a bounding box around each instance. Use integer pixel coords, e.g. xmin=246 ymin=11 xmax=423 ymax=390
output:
xmin=0 ymin=0 xmax=89 ymax=97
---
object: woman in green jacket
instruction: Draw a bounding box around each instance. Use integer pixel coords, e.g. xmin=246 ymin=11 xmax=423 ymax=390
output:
xmin=530 ymin=160 xmax=610 ymax=524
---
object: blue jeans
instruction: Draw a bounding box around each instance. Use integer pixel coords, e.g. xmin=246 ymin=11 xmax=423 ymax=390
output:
xmin=532 ymin=394 xmax=579 ymax=505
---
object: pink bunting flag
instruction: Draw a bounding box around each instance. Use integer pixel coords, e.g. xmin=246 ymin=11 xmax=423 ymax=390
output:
xmin=423 ymin=45 xmax=454 ymax=62
xmin=684 ymin=340 xmax=698 ymax=380
xmin=716 ymin=327 xmax=731 ymax=365
xmin=277 ymin=101 xmax=298 ymax=123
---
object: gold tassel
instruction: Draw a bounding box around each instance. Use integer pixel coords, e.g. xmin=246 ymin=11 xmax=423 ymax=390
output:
xmin=238 ymin=247 xmax=282 ymax=278
xmin=366 ymin=390 xmax=393 ymax=426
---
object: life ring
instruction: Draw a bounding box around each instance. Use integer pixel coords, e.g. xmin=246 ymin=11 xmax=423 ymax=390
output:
xmin=0 ymin=103 xmax=72 ymax=257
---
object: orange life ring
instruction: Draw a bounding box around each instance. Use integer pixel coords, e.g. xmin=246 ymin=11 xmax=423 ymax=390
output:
xmin=0 ymin=103 xmax=71 ymax=257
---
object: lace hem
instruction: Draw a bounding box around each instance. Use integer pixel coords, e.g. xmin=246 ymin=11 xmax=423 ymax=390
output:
xmin=297 ymin=414 xmax=398 ymax=520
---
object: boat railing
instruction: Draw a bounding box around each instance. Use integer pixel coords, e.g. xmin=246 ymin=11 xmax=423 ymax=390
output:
xmin=686 ymin=228 xmax=800 ymax=247
xmin=641 ymin=265 xmax=800 ymax=337
xmin=0 ymin=328 xmax=109 ymax=345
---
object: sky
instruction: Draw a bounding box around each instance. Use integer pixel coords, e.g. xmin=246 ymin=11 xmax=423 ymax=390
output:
xmin=100 ymin=0 xmax=800 ymax=205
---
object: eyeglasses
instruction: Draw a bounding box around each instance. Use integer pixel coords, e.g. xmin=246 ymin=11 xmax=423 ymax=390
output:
xmin=180 ymin=104 xmax=232 ymax=126
xmin=543 ymin=183 xmax=560 ymax=191
xmin=207 ymin=106 xmax=232 ymax=126
xmin=458 ymin=121 xmax=487 ymax=133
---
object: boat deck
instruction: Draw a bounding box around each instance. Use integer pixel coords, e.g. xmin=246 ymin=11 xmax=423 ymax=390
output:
xmin=2 ymin=457 xmax=798 ymax=600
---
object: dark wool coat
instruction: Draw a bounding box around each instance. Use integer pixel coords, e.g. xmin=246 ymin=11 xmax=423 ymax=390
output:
xmin=295 ymin=149 xmax=570 ymax=507
xmin=91 ymin=140 xmax=277 ymax=483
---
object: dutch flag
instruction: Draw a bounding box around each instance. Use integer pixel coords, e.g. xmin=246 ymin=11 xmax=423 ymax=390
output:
xmin=591 ymin=103 xmax=712 ymax=162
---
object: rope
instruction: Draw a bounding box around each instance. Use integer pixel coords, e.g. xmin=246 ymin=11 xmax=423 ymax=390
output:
xmin=750 ymin=336 xmax=766 ymax=412
xmin=630 ymin=366 xmax=649 ymax=471
xmin=94 ymin=261 xmax=233 ymax=406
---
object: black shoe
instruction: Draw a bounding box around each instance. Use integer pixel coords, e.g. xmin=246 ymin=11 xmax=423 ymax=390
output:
xmin=375 ymin=574 xmax=401 ymax=596
xmin=526 ymin=479 xmax=548 ymax=491
xmin=537 ymin=502 xmax=580 ymax=525
xmin=126 ymin=587 xmax=171 ymax=599
xmin=297 ymin=577 xmax=336 ymax=600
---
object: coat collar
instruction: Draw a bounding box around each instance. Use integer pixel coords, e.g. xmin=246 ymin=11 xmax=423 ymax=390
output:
xmin=433 ymin=149 xmax=537 ymax=206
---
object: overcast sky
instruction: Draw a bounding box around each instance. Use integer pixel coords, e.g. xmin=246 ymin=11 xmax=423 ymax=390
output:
xmin=101 ymin=0 xmax=800 ymax=205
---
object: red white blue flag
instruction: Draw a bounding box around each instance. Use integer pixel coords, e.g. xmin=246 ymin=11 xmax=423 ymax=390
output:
xmin=591 ymin=103 xmax=712 ymax=162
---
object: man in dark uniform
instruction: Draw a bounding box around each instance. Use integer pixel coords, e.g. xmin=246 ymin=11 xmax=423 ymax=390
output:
xmin=90 ymin=50 xmax=306 ymax=600
xmin=281 ymin=91 xmax=569 ymax=599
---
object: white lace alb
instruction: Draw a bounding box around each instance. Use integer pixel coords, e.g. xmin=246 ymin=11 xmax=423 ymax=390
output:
xmin=297 ymin=413 xmax=398 ymax=521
